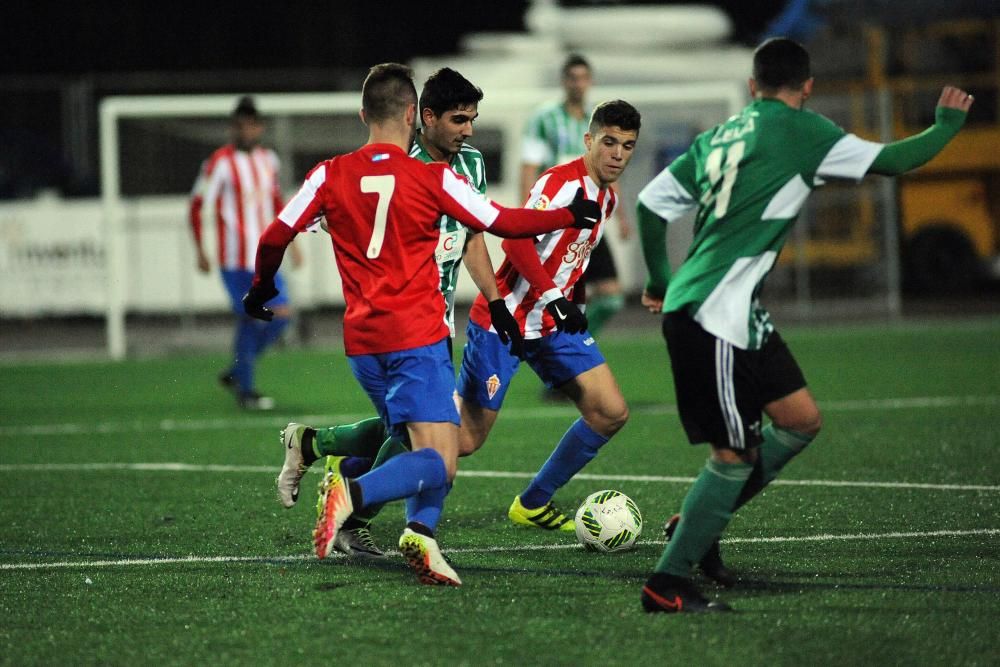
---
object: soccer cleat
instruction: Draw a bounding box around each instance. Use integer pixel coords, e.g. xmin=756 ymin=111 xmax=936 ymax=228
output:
xmin=276 ymin=423 xmax=313 ymax=508
xmin=238 ymin=390 xmax=275 ymax=411
xmin=664 ymin=513 xmax=737 ymax=588
xmin=398 ymin=528 xmax=461 ymax=586
xmin=313 ymin=469 xmax=354 ymax=559
xmin=641 ymin=573 xmax=733 ymax=614
xmin=508 ymin=495 xmax=575 ymax=532
xmin=315 ymin=455 xmax=346 ymax=517
xmin=333 ymin=524 xmax=385 ymax=559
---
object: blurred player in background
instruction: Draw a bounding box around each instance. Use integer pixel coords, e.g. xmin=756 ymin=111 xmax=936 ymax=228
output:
xmin=188 ymin=96 xmax=299 ymax=410
xmin=521 ymin=54 xmax=629 ymax=348
xmin=636 ymin=37 xmax=974 ymax=613
xmin=244 ymin=63 xmax=600 ymax=585
xmin=459 ymin=99 xmax=640 ymax=533
xmin=274 ymin=68 xmax=522 ymax=559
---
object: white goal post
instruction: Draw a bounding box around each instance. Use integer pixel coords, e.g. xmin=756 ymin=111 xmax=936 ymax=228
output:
xmin=98 ymin=83 xmax=746 ymax=359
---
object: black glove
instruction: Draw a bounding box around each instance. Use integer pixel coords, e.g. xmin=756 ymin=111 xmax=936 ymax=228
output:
xmin=242 ymin=282 xmax=279 ymax=321
xmin=488 ymin=298 xmax=524 ymax=359
xmin=545 ymin=296 xmax=588 ymax=334
xmin=566 ymin=187 xmax=601 ymax=229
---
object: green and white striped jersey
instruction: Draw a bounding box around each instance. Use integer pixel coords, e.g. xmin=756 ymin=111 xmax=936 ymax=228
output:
xmin=409 ymin=132 xmax=488 ymax=336
xmin=638 ymin=98 xmax=883 ymax=350
xmin=521 ymin=101 xmax=592 ymax=170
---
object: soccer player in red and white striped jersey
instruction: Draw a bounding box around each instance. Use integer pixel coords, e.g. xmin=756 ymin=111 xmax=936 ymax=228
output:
xmin=458 ymin=100 xmax=641 ymax=533
xmin=188 ymin=96 xmax=298 ymax=410
xmin=243 ymin=63 xmax=600 ymax=585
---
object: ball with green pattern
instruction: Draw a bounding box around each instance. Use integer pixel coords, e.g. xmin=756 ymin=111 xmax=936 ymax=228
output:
xmin=574 ymin=490 xmax=642 ymax=552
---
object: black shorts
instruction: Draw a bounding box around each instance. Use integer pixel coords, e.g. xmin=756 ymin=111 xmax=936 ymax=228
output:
xmin=583 ymin=237 xmax=618 ymax=283
xmin=662 ymin=311 xmax=807 ymax=450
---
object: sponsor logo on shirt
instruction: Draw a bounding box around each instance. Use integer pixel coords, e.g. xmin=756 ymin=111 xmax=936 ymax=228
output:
xmin=562 ymin=238 xmax=594 ymax=269
xmin=583 ymin=336 xmax=595 ymax=346
xmin=486 ymin=374 xmax=502 ymax=399
xmin=435 ymin=230 xmax=465 ymax=264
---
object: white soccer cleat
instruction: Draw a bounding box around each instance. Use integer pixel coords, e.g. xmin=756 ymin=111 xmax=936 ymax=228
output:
xmin=398 ymin=528 xmax=462 ymax=586
xmin=313 ymin=470 xmax=354 ymax=559
xmin=276 ymin=423 xmax=310 ymax=508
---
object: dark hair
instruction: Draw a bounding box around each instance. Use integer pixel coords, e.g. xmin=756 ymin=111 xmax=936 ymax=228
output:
xmin=361 ymin=63 xmax=418 ymax=123
xmin=561 ymin=53 xmax=591 ymax=77
xmin=231 ymin=96 xmax=259 ymax=119
xmin=419 ymin=68 xmax=484 ymax=118
xmin=752 ymin=37 xmax=811 ymax=91
xmin=589 ymin=99 xmax=641 ymax=135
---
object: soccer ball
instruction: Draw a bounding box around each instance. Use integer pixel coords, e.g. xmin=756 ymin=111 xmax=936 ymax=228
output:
xmin=574 ymin=490 xmax=642 ymax=553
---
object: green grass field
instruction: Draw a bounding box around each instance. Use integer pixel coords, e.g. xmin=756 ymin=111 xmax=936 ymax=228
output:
xmin=2 ymin=317 xmax=998 ymax=666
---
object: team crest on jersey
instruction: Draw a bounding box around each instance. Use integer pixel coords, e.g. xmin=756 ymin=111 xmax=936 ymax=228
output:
xmin=532 ymin=195 xmax=550 ymax=210
xmin=486 ymin=374 xmax=502 ymax=399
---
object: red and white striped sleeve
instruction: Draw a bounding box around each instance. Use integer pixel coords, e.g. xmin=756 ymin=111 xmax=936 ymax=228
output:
xmin=267 ymin=150 xmax=284 ymax=214
xmin=188 ymin=154 xmax=226 ymax=244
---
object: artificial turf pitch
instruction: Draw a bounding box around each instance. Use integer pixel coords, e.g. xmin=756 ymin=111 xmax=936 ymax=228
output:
xmin=1 ymin=317 xmax=998 ymax=665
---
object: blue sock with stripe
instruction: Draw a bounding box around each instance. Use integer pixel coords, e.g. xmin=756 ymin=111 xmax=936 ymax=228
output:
xmin=520 ymin=418 xmax=608 ymax=509
xmin=354 ymin=447 xmax=447 ymax=508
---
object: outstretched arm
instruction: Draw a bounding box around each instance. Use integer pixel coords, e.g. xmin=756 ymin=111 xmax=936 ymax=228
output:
xmin=868 ymin=86 xmax=973 ymax=176
xmin=434 ymin=165 xmax=599 ymax=238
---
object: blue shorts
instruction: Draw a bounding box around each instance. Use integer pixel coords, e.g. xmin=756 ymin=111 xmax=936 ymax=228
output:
xmin=221 ymin=269 xmax=288 ymax=315
xmin=457 ymin=321 xmax=605 ymax=411
xmin=348 ymin=338 xmax=460 ymax=438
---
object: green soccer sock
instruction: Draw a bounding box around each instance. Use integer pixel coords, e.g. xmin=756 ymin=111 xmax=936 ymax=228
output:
xmin=654 ymin=459 xmax=753 ymax=577
xmin=733 ymin=424 xmax=814 ymax=511
xmin=312 ymin=417 xmax=387 ymax=459
xmin=585 ymin=293 xmax=624 ymax=337
xmin=351 ymin=435 xmax=410 ymax=523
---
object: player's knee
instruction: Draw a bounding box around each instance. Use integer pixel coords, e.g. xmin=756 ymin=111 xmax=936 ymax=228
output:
xmin=711 ymin=447 xmax=756 ymax=465
xmin=588 ymin=401 xmax=628 ymax=438
xmin=778 ymin=409 xmax=822 ymax=438
xmin=458 ymin=432 xmax=485 ymax=457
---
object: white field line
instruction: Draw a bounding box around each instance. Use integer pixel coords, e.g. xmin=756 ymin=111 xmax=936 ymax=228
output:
xmin=2 ymin=528 xmax=997 ymax=572
xmin=0 ymin=462 xmax=997 ymax=492
xmin=1 ymin=395 xmax=998 ymax=438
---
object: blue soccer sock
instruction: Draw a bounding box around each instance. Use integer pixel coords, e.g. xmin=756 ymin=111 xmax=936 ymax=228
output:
xmin=232 ymin=317 xmax=259 ymax=394
xmin=520 ymin=418 xmax=608 ymax=509
xmin=254 ymin=317 xmax=290 ymax=354
xmin=405 ymin=482 xmax=451 ymax=533
xmin=353 ymin=447 xmax=448 ymax=508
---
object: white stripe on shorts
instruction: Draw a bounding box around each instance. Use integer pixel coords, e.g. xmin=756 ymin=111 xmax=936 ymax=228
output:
xmin=715 ymin=339 xmax=745 ymax=450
